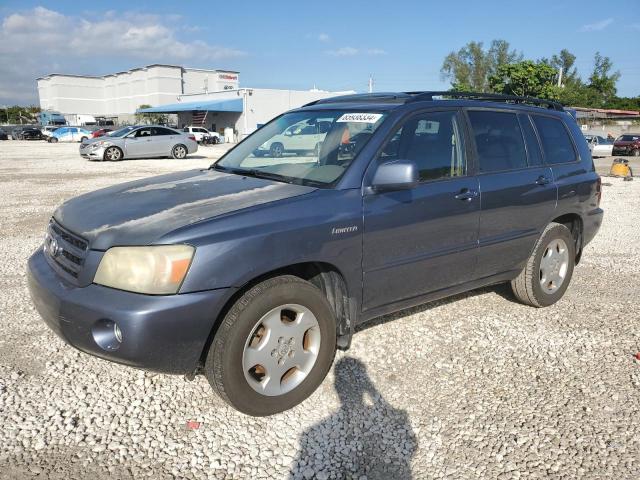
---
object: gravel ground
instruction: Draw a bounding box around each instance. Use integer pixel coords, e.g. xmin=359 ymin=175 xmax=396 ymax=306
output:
xmin=0 ymin=141 xmax=639 ymax=479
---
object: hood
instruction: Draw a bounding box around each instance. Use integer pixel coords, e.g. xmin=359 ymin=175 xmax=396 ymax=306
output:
xmin=54 ymin=169 xmax=316 ymax=250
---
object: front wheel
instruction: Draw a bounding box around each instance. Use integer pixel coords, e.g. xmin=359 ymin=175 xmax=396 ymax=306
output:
xmin=269 ymin=142 xmax=284 ymax=158
xmin=103 ymin=146 xmax=122 ymax=161
xmin=204 ymin=275 xmax=337 ymax=416
xmin=49 ymin=137 xmax=58 ymax=143
xmin=172 ymin=144 xmax=188 ymax=159
xmin=511 ymin=222 xmax=575 ymax=307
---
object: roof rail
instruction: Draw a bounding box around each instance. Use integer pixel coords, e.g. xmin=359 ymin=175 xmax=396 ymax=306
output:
xmin=405 ymin=91 xmax=564 ymax=111
xmin=303 ymin=92 xmax=411 ymax=107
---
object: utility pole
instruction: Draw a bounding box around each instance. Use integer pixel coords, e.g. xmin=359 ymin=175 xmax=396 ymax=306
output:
xmin=557 ymin=67 xmax=563 ymax=87
xmin=368 ymin=74 xmax=374 ymax=93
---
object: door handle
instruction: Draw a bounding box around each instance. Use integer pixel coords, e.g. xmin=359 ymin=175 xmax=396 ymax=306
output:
xmin=454 ymin=188 xmax=478 ymax=201
xmin=536 ymin=175 xmax=551 ymax=185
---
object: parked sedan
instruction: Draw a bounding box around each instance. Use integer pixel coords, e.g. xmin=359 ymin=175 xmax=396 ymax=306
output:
xmin=79 ymin=125 xmax=198 ymax=161
xmin=91 ymin=128 xmax=113 ymax=138
xmin=584 ymin=135 xmax=614 ymax=157
xmin=49 ymin=127 xmax=92 ymax=143
xmin=15 ymin=126 xmax=43 ymax=140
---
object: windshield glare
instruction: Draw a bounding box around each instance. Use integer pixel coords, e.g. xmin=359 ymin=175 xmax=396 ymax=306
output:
xmin=214 ymin=110 xmax=387 ymax=186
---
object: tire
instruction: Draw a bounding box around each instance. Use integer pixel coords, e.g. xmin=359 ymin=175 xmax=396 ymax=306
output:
xmin=204 ymin=275 xmax=337 ymax=416
xmin=80 ymin=136 xmax=88 ymax=143
xmin=172 ymin=144 xmax=188 ymax=159
xmin=212 ymin=136 xmax=219 ymax=144
xmin=103 ymin=146 xmax=123 ymax=161
xmin=50 ymin=137 xmax=58 ymax=143
xmin=511 ymin=222 xmax=576 ymax=307
xmin=269 ymin=142 xmax=284 ymax=158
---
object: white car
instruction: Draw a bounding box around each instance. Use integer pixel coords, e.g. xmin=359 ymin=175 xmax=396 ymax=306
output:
xmin=584 ymin=135 xmax=614 ymax=157
xmin=48 ymin=127 xmax=92 ymax=143
xmin=182 ymin=126 xmax=221 ymax=144
xmin=41 ymin=126 xmax=62 ymax=139
xmin=255 ymin=119 xmax=332 ymax=157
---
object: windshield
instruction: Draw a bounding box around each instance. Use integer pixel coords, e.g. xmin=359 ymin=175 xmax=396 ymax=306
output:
xmin=108 ymin=126 xmax=136 ymax=137
xmin=214 ymin=110 xmax=387 ymax=186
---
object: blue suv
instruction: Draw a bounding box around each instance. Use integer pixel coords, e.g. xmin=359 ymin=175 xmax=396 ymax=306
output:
xmin=28 ymin=92 xmax=603 ymax=416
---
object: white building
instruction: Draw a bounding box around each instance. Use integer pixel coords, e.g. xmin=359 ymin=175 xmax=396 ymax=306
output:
xmin=138 ymin=88 xmax=354 ymax=140
xmin=37 ymin=64 xmax=239 ymax=123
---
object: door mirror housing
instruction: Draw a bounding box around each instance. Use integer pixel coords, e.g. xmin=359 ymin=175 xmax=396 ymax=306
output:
xmin=371 ymin=160 xmax=419 ymax=192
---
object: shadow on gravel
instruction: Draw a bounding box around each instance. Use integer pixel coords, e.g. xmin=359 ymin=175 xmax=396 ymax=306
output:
xmin=289 ymin=357 xmax=417 ymax=479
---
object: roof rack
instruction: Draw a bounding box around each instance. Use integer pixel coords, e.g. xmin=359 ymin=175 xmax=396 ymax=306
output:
xmin=303 ymin=92 xmax=411 ymax=107
xmin=404 ymin=91 xmax=564 ymax=111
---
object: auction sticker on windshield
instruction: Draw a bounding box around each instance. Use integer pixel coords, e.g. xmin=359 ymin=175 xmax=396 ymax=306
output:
xmin=336 ymin=113 xmax=384 ymax=123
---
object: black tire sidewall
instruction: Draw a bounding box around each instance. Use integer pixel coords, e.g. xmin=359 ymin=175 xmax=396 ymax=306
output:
xmin=207 ymin=278 xmax=336 ymax=416
xmin=529 ymin=225 xmax=576 ymax=307
xmin=270 ymin=143 xmax=283 ymax=157
xmin=104 ymin=147 xmax=122 ymax=161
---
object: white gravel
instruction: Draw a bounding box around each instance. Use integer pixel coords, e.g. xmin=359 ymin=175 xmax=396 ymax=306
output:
xmin=0 ymin=141 xmax=639 ymax=479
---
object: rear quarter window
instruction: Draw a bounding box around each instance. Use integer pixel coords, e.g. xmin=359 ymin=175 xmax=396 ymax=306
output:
xmin=532 ymin=116 xmax=577 ymax=164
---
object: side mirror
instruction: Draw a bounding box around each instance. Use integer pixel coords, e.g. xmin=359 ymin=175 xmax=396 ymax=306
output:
xmin=371 ymin=160 xmax=419 ymax=192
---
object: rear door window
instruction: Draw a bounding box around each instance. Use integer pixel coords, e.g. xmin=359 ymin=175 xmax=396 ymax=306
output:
xmin=531 ymin=116 xmax=577 ymax=164
xmin=468 ymin=110 xmax=528 ymax=172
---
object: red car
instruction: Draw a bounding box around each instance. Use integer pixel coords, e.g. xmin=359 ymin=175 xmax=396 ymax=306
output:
xmin=612 ymin=134 xmax=640 ymax=157
xmin=91 ymin=128 xmax=113 ymax=138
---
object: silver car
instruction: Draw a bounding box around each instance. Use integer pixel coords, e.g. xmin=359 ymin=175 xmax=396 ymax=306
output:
xmin=79 ymin=125 xmax=198 ymax=161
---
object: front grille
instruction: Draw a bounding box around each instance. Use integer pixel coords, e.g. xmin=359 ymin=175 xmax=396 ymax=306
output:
xmin=45 ymin=220 xmax=88 ymax=279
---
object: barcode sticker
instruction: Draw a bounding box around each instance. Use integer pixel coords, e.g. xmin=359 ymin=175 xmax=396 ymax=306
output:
xmin=336 ymin=113 xmax=383 ymax=123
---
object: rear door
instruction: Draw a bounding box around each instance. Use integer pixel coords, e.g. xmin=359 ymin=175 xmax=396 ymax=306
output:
xmin=362 ymin=109 xmax=480 ymax=311
xmin=468 ymin=109 xmax=557 ymax=278
xmin=152 ymin=127 xmax=178 ymax=155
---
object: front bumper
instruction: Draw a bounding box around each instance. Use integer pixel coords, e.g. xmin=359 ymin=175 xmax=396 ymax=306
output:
xmin=27 ymin=248 xmax=232 ymax=374
xmin=79 ymin=144 xmax=105 ymax=160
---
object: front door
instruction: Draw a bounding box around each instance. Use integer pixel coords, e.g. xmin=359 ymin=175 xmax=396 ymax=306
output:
xmin=125 ymin=127 xmax=154 ymax=157
xmin=362 ymin=109 xmax=480 ymax=311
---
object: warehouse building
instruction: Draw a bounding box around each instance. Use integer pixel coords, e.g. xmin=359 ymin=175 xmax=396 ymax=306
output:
xmin=37 ymin=64 xmax=239 ymax=124
xmin=137 ymin=88 xmax=354 ymax=141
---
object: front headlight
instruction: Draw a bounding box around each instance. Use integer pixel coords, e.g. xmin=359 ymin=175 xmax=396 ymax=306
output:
xmin=94 ymin=245 xmax=195 ymax=294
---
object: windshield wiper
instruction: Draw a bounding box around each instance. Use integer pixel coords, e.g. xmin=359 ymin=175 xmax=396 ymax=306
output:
xmin=212 ymin=164 xmax=293 ymax=184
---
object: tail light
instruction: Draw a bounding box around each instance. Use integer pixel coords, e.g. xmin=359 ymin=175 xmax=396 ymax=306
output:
xmin=188 ymin=134 xmax=196 ymax=141
xmin=596 ymin=176 xmax=602 ymax=207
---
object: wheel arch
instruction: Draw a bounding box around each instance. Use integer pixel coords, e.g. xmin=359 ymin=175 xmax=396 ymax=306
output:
xmin=550 ymin=213 xmax=584 ymax=264
xmin=195 ymin=261 xmax=354 ymax=377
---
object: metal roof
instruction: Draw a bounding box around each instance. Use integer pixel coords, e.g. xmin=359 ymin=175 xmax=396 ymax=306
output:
xmin=136 ymin=98 xmax=243 ymax=113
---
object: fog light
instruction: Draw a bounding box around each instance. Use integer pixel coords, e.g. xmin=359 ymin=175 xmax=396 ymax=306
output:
xmin=92 ymin=319 xmax=123 ymax=351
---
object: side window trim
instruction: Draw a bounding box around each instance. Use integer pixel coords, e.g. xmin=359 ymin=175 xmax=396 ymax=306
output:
xmin=518 ymin=113 xmax=545 ymax=167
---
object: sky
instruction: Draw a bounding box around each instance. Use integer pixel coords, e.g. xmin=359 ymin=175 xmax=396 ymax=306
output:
xmin=0 ymin=0 xmax=638 ymax=106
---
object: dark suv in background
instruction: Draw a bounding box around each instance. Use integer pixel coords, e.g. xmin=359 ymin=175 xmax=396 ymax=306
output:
xmin=28 ymin=91 xmax=603 ymax=416
xmin=613 ymin=133 xmax=640 ymax=156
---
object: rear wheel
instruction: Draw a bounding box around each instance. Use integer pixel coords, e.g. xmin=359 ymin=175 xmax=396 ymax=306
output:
xmin=204 ymin=275 xmax=337 ymax=416
xmin=49 ymin=137 xmax=58 ymax=143
xmin=172 ymin=144 xmax=188 ymax=159
xmin=511 ymin=222 xmax=575 ymax=307
xmin=103 ymin=146 xmax=123 ymax=161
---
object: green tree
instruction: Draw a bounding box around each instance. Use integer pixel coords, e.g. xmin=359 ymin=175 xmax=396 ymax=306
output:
xmin=489 ymin=61 xmax=561 ymax=99
xmin=135 ymin=104 xmax=168 ymax=125
xmin=587 ymin=52 xmax=620 ymax=105
xmin=542 ymin=49 xmax=579 ymax=85
xmin=441 ymin=40 xmax=522 ymax=92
